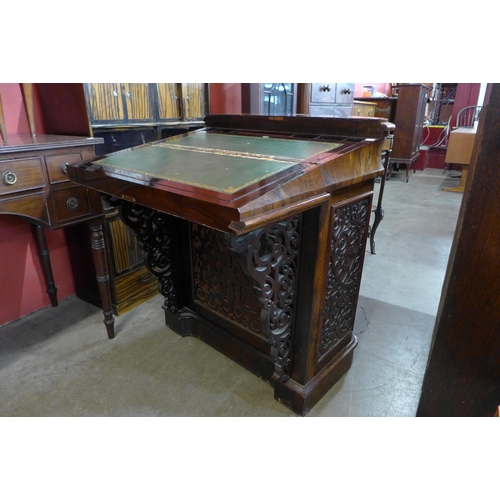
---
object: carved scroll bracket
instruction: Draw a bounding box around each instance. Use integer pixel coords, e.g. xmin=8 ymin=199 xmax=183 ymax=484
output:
xmin=227 ymin=216 xmax=301 ymax=382
xmin=105 ymin=196 xmax=181 ymax=313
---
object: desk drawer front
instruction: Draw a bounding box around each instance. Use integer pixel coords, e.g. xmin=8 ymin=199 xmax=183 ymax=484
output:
xmin=0 ymin=192 xmax=49 ymax=223
xmin=51 ymin=186 xmax=91 ymax=223
xmin=46 ymin=153 xmax=83 ymax=184
xmin=0 ymin=157 xmax=45 ymax=195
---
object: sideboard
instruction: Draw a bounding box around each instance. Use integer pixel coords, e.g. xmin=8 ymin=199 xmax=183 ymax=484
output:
xmin=0 ymin=133 xmax=114 ymax=338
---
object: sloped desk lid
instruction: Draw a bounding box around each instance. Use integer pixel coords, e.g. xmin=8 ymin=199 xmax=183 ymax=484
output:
xmin=91 ymin=131 xmax=341 ymax=196
xmin=68 ymin=114 xmax=392 ymax=233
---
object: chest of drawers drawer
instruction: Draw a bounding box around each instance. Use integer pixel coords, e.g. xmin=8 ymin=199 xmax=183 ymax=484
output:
xmin=310 ymin=83 xmax=354 ymax=104
xmin=46 ymin=152 xmax=84 ymax=184
xmin=50 ymin=185 xmax=92 ymax=225
xmin=0 ymin=157 xmax=45 ymax=196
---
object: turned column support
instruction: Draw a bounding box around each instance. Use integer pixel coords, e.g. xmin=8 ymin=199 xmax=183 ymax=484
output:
xmin=88 ymin=217 xmax=115 ymax=339
xmin=31 ymin=223 xmax=58 ymax=307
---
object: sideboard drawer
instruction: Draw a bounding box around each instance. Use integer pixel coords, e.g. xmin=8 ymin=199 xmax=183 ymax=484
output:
xmin=0 ymin=157 xmax=45 ymax=196
xmin=46 ymin=152 xmax=83 ymax=184
xmin=50 ymin=186 xmax=91 ymax=224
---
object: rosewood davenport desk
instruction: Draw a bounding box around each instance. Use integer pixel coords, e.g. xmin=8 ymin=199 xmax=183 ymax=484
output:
xmin=67 ymin=114 xmax=394 ymax=415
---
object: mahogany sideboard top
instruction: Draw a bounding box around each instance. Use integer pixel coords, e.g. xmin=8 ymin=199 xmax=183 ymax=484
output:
xmin=0 ymin=133 xmax=104 ymax=229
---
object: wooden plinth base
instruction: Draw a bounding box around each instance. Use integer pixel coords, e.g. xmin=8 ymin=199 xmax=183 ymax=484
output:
xmin=274 ymin=336 xmax=358 ymax=416
xmin=164 ymin=306 xmax=357 ymax=416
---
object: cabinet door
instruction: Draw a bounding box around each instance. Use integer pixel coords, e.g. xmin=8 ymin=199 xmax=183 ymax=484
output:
xmin=85 ymin=83 xmax=125 ymax=122
xmin=156 ymin=83 xmax=182 ymax=120
xmin=181 ymin=83 xmax=206 ymax=120
xmin=352 ymin=102 xmax=377 ymax=117
xmin=310 ymin=83 xmax=337 ymax=104
xmin=122 ymin=83 xmax=154 ymax=121
xmin=411 ymin=87 xmax=428 ymax=157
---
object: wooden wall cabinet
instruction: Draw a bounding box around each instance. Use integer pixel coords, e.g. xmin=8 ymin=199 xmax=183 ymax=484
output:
xmin=389 ymin=83 xmax=430 ymax=182
xmin=83 ymin=83 xmax=207 ymax=126
xmin=85 ymin=83 xmax=154 ymax=123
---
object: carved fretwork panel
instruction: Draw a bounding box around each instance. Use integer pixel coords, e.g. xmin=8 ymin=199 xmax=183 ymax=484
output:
xmin=191 ymin=223 xmax=262 ymax=334
xmin=319 ymin=197 xmax=370 ymax=360
xmin=192 ymin=216 xmax=302 ymax=382
xmin=108 ymin=199 xmax=182 ymax=313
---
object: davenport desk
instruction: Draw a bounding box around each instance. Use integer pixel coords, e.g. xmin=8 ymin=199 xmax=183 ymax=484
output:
xmin=67 ymin=114 xmax=394 ymax=415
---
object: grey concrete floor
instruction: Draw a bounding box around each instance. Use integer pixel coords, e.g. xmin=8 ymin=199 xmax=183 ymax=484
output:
xmin=0 ymin=168 xmax=463 ymax=417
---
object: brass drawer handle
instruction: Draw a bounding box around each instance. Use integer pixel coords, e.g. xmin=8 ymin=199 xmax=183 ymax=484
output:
xmin=61 ymin=162 xmax=69 ymax=175
xmin=2 ymin=171 xmax=18 ymax=185
xmin=66 ymin=197 xmax=79 ymax=210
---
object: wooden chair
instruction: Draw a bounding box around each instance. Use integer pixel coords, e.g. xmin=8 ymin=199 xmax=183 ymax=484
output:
xmin=443 ymin=105 xmax=482 ymax=174
xmin=456 ymin=105 xmax=482 ymax=128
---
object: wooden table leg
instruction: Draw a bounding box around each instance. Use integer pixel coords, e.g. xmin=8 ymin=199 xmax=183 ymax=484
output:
xmin=370 ymin=149 xmax=390 ymax=254
xmin=443 ymin=166 xmax=469 ymax=193
xmin=32 ymin=223 xmax=58 ymax=307
xmin=88 ymin=217 xmax=115 ymax=339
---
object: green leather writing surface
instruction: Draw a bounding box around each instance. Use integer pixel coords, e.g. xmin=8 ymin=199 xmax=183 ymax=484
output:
xmin=95 ymin=133 xmax=340 ymax=194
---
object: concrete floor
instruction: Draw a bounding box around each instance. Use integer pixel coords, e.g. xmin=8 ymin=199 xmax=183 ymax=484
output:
xmin=0 ymin=168 xmax=464 ymax=417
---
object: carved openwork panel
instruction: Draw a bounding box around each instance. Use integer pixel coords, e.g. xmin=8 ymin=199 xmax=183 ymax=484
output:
xmin=192 ymin=216 xmax=301 ymax=382
xmin=319 ymin=196 xmax=369 ymax=359
xmin=191 ymin=223 xmax=262 ymax=334
xmin=108 ymin=199 xmax=181 ymax=313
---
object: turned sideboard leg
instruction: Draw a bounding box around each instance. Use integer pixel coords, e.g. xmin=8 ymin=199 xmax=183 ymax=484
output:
xmin=32 ymin=223 xmax=58 ymax=307
xmin=88 ymin=217 xmax=115 ymax=339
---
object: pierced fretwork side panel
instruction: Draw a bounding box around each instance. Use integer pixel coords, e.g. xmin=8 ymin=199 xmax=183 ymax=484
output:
xmin=192 ymin=216 xmax=301 ymax=382
xmin=319 ymin=197 xmax=370 ymax=360
xmin=114 ymin=200 xmax=182 ymax=313
xmin=191 ymin=223 xmax=262 ymax=334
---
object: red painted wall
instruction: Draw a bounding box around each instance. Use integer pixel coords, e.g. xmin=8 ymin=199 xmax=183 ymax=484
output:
xmin=354 ymin=83 xmax=392 ymax=97
xmin=0 ymin=83 xmax=76 ymax=327
xmin=209 ymin=84 xmax=242 ymax=114
xmin=451 ymin=83 xmax=481 ymax=127
xmin=209 ymin=83 xmax=394 ymax=114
